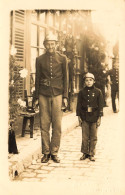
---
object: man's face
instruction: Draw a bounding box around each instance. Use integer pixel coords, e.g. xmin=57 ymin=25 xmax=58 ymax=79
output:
xmin=85 ymin=78 xmax=95 ymax=87
xmin=44 ymin=40 xmax=56 ymax=53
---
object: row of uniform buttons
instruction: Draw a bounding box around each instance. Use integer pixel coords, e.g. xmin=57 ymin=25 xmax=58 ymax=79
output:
xmin=50 ymin=56 xmax=53 ymax=79
xmin=87 ymin=89 xmax=90 ymax=104
xmin=115 ymin=69 xmax=119 ymax=84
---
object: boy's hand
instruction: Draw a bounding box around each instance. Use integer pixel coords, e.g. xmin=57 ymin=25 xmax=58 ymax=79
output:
xmin=96 ymin=117 xmax=101 ymax=127
xmin=78 ymin=116 xmax=82 ymax=126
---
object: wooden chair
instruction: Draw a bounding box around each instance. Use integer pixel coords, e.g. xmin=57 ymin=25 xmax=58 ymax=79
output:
xmin=21 ymin=90 xmax=38 ymax=138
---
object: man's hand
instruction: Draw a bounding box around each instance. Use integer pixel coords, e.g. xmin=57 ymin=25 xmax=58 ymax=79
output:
xmin=78 ymin=116 xmax=82 ymax=127
xmin=63 ymin=98 xmax=68 ymax=108
xmin=34 ymin=99 xmax=39 ymax=107
xmin=96 ymin=117 xmax=101 ymax=127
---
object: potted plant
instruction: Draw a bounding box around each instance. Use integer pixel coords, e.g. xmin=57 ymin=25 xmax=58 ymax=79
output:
xmin=8 ymin=45 xmax=28 ymax=154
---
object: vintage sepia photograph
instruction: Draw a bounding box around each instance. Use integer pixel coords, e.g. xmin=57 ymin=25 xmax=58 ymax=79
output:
xmin=0 ymin=0 xmax=125 ymax=194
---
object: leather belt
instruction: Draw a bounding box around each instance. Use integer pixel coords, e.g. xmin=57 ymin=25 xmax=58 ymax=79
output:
xmin=40 ymin=79 xmax=50 ymax=86
xmin=82 ymin=107 xmax=98 ymax=112
xmin=40 ymin=78 xmax=62 ymax=87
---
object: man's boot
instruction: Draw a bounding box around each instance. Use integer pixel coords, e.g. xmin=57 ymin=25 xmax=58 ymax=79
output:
xmin=41 ymin=154 xmax=50 ymax=163
xmin=89 ymin=155 xmax=95 ymax=161
xmin=51 ymin=155 xmax=60 ymax=163
xmin=80 ymin=153 xmax=88 ymax=160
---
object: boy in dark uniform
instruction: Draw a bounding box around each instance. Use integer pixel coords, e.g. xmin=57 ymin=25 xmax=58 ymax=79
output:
xmin=76 ymin=73 xmax=103 ymax=161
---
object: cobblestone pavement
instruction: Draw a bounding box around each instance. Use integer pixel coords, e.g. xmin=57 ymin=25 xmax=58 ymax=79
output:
xmin=14 ymin=106 xmax=125 ymax=194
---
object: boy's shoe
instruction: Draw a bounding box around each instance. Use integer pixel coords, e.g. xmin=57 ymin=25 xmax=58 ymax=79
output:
xmin=89 ymin=155 xmax=95 ymax=161
xmin=113 ymin=110 xmax=118 ymax=113
xmin=80 ymin=153 xmax=88 ymax=160
xmin=41 ymin=154 xmax=50 ymax=163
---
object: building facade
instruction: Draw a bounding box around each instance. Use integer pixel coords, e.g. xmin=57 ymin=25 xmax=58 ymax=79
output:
xmin=10 ymin=10 xmax=93 ymax=113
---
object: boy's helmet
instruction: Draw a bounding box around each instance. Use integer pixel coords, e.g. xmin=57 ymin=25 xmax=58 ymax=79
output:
xmin=84 ymin=72 xmax=95 ymax=80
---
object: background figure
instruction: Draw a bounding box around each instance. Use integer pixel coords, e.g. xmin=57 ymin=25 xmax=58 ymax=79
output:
xmin=35 ymin=33 xmax=69 ymax=163
xmin=108 ymin=57 xmax=119 ymax=113
xmin=88 ymin=63 xmax=109 ymax=108
xmin=94 ymin=65 xmax=108 ymax=108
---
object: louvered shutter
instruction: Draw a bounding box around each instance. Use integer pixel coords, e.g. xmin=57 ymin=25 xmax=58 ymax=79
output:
xmin=12 ymin=10 xmax=26 ymax=98
xmin=13 ymin=10 xmax=26 ymax=65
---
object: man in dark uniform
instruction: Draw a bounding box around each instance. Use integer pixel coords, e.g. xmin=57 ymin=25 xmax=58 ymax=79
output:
xmin=35 ymin=33 xmax=69 ymax=163
xmin=94 ymin=64 xmax=108 ymax=107
xmin=76 ymin=73 xmax=103 ymax=161
xmin=108 ymin=57 xmax=119 ymax=113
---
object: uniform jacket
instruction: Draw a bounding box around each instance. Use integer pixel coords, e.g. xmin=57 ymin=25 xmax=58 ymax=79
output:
xmin=35 ymin=51 xmax=69 ymax=98
xmin=76 ymin=86 xmax=103 ymax=123
xmin=108 ymin=68 xmax=119 ymax=91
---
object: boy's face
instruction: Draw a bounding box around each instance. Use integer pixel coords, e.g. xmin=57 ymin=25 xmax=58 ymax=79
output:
xmin=113 ymin=60 xmax=119 ymax=69
xmin=44 ymin=40 xmax=56 ymax=53
xmin=85 ymin=77 xmax=95 ymax=87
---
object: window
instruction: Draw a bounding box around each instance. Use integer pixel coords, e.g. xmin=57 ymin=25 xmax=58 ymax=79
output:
xmin=48 ymin=12 xmax=53 ymax=26
xmin=39 ymin=27 xmax=45 ymax=48
xmin=30 ymin=11 xmax=46 ymax=93
xmin=55 ymin=11 xmax=59 ymax=28
xmin=31 ymin=24 xmax=37 ymax=47
xmin=39 ymin=12 xmax=45 ymax=23
xmin=31 ymin=48 xmax=37 ymax=73
xmin=31 ymin=10 xmax=37 ymax=22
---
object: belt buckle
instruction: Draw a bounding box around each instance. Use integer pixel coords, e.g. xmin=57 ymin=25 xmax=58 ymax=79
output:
xmin=87 ymin=107 xmax=92 ymax=112
xmin=46 ymin=80 xmax=50 ymax=86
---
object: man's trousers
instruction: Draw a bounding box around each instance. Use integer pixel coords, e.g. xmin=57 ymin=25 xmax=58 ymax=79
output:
xmin=111 ymin=88 xmax=119 ymax=112
xmin=39 ymin=94 xmax=63 ymax=155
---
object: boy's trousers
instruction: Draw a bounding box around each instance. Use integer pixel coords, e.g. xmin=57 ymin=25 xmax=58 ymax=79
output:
xmin=81 ymin=120 xmax=98 ymax=156
xmin=39 ymin=94 xmax=63 ymax=155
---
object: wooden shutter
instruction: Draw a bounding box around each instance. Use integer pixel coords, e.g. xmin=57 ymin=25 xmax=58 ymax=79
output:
xmin=11 ymin=10 xmax=26 ymax=98
xmin=13 ymin=10 xmax=26 ymax=65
